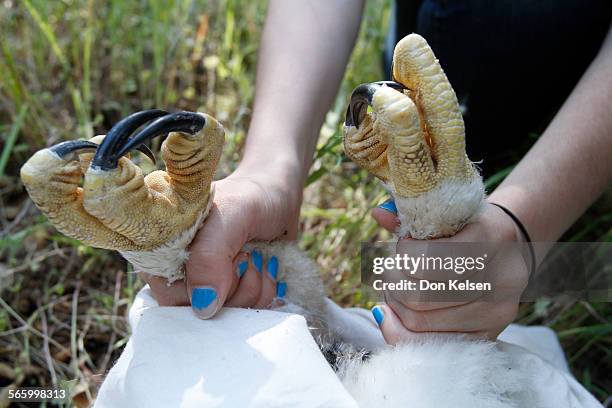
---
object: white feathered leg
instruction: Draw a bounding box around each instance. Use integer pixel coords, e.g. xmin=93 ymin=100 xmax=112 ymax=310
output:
xmin=243 ymin=242 xmax=328 ymax=329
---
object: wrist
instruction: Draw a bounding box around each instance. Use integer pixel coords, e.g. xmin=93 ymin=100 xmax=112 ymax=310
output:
xmin=488 ymin=187 xmax=531 ymax=236
xmin=230 ymin=158 xmax=303 ymax=212
xmin=487 ymin=189 xmax=552 ymax=266
xmin=488 ymin=202 xmax=537 ymax=275
xmin=238 ymin=115 xmax=317 ymax=185
xmin=234 ymin=154 xmax=302 ymax=189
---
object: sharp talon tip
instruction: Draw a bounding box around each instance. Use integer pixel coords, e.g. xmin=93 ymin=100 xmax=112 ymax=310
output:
xmin=49 ymin=140 xmax=99 ymax=159
xmin=89 ymin=110 xmax=207 ymax=170
xmin=135 ymin=144 xmax=156 ymax=165
xmin=114 ymin=111 xmax=206 ymax=159
xmin=91 ymin=109 xmax=168 ymax=170
xmin=345 ymin=81 xmax=406 ymax=128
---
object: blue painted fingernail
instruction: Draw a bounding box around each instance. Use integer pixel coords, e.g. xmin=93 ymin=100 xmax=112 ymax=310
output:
xmin=371 ymin=306 xmax=384 ymax=326
xmin=191 ymin=287 xmax=218 ymax=319
xmin=252 ymin=250 xmax=263 ymax=273
xmin=276 ymin=281 xmax=287 ymax=298
xmin=267 ymin=256 xmax=278 ymax=280
xmin=237 ymin=261 xmax=248 ymax=278
xmin=378 ymin=199 xmax=397 ymax=215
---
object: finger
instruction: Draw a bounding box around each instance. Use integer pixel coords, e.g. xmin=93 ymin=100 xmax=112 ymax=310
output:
xmin=168 ymin=251 xmax=246 ymax=308
xmin=371 ymin=304 xmax=421 ymax=345
xmin=372 ymin=202 xmax=400 ymax=233
xmin=224 ymin=251 xmax=249 ymax=298
xmin=374 ymin=303 xmax=500 ymax=344
xmin=386 ymin=296 xmax=516 ymax=335
xmin=235 ymin=251 xmax=250 ymax=279
xmin=184 ymin=201 xmax=246 ymax=319
xmin=274 ymin=280 xmax=287 ymax=303
xmin=384 ymin=279 xmax=473 ymax=312
xmin=254 ymin=252 xmax=278 ymax=309
xmin=226 ymin=251 xmax=263 ymax=308
xmin=392 ymin=34 xmax=472 ymax=180
xmin=141 ymin=273 xmax=189 ymax=307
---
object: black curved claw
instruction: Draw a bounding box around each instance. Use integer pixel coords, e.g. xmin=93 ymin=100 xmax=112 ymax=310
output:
xmin=344 ymin=81 xmax=407 ymax=128
xmin=135 ymin=144 xmax=156 ymax=165
xmin=50 ymin=140 xmax=99 ymax=158
xmin=91 ymin=109 xmax=168 ymax=170
xmin=49 ymin=140 xmax=156 ymax=165
xmin=114 ymin=111 xmax=206 ymax=159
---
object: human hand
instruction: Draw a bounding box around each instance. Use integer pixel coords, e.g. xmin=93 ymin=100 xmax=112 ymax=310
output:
xmin=371 ymin=201 xmax=530 ymax=341
xmin=142 ymin=166 xmax=301 ymax=318
xmin=341 ymin=33 xmax=526 ymax=341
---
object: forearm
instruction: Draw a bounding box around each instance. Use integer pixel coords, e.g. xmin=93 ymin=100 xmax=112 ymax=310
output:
xmin=235 ymin=0 xmax=364 ymax=188
xmin=489 ymin=26 xmax=612 ymax=244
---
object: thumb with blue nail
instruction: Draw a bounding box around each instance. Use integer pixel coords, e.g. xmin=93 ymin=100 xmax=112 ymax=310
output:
xmin=145 ymin=169 xmax=301 ymax=319
xmin=373 ymin=198 xmax=401 ymax=233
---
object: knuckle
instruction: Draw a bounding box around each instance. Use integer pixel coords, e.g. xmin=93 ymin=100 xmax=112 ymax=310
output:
xmin=401 ymin=310 xmax=431 ymax=332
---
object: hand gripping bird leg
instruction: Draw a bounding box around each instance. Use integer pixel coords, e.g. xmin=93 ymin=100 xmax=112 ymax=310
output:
xmin=344 ymin=34 xmax=485 ymax=239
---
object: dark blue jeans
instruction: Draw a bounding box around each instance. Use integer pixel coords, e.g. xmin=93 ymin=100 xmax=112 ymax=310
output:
xmin=384 ymin=0 xmax=611 ymax=176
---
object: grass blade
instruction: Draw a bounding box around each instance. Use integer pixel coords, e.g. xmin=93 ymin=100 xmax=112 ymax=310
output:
xmin=21 ymin=0 xmax=68 ymax=68
xmin=0 ymin=104 xmax=28 ymax=176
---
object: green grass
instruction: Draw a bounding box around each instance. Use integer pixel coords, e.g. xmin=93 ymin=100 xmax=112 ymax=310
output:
xmin=0 ymin=0 xmax=610 ymax=405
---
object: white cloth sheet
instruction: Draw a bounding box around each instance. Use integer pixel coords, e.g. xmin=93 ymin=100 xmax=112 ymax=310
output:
xmin=94 ymin=287 xmax=602 ymax=407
